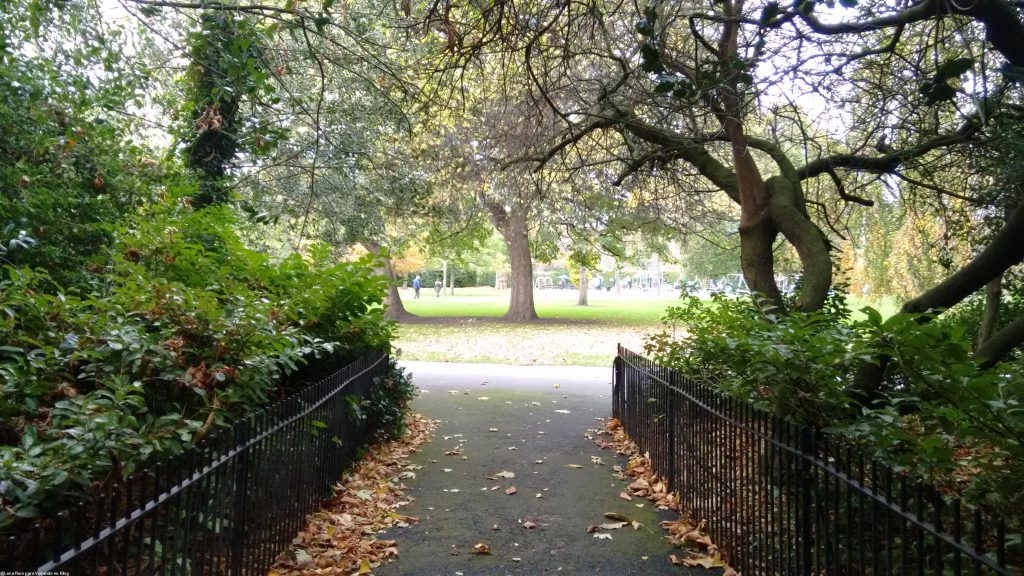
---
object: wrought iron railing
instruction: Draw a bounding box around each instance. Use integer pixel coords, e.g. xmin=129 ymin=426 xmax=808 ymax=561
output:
xmin=1 ymin=350 xmax=388 ymax=575
xmin=613 ymin=346 xmax=1021 ymax=575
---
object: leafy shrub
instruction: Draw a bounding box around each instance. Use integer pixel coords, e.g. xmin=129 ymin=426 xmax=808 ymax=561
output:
xmin=646 ymin=291 xmax=1024 ymax=510
xmin=363 ymin=358 xmax=418 ymax=441
xmin=0 ymin=201 xmax=391 ymax=528
xmin=645 ymin=291 xmax=862 ymax=426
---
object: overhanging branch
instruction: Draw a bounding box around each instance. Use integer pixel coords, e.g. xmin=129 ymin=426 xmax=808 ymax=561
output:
xmin=797 ymin=121 xmax=980 ymax=180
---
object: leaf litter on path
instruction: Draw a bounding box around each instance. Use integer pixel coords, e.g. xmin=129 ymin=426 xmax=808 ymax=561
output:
xmin=269 ymin=414 xmax=436 ymax=575
xmin=594 ymin=417 xmax=737 ymax=575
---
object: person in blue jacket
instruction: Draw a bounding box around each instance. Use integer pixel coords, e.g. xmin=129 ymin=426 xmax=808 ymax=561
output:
xmin=412 ymin=275 xmax=422 ymax=299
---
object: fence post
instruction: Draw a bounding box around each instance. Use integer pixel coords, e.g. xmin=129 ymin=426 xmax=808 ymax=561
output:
xmin=612 ymin=354 xmax=624 ymax=421
xmin=230 ymin=418 xmax=252 ymax=575
xmin=666 ymin=370 xmax=678 ymax=492
xmin=797 ymin=426 xmax=813 ymax=576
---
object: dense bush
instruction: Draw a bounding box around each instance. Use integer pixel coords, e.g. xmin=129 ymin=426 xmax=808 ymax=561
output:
xmin=0 ymin=200 xmax=392 ymax=527
xmin=363 ymin=358 xmax=418 ymax=441
xmin=646 ymin=292 xmax=1024 ymax=510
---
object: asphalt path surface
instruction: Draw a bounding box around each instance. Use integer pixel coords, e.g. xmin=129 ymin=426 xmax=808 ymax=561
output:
xmin=372 ymin=361 xmax=716 ymax=576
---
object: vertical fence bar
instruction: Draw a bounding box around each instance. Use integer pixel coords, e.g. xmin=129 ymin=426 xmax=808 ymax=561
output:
xmin=666 ymin=370 xmax=678 ymax=492
xmin=229 ymin=418 xmax=251 ymax=575
xmin=798 ymin=427 xmax=812 ymax=576
xmin=613 ymin=352 xmax=623 ymax=421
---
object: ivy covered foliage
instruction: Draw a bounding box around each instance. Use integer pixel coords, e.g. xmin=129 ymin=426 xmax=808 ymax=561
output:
xmin=0 ymin=1 xmax=399 ymax=530
xmin=646 ymin=293 xmax=1024 ymax=510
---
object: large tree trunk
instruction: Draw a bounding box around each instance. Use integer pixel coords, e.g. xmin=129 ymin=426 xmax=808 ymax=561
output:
xmin=483 ymin=198 xmax=538 ymax=321
xmin=578 ymin=266 xmax=588 ymax=306
xmin=717 ymin=12 xmax=786 ymax=311
xmin=362 ymin=242 xmax=415 ymax=321
xmin=766 ymin=177 xmax=834 ymax=312
xmin=501 ymin=213 xmax=538 ymax=321
xmin=715 ymin=5 xmax=833 ymax=313
xmin=442 ymin=260 xmax=447 ymax=298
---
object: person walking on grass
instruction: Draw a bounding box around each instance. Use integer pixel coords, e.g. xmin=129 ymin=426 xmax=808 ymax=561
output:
xmin=413 ymin=275 xmax=422 ymax=299
xmin=434 ymin=278 xmax=442 ymax=297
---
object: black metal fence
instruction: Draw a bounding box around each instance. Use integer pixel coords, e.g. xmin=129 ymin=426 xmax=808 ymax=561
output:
xmin=1 ymin=350 xmax=388 ymax=575
xmin=613 ymin=346 xmax=1021 ymax=575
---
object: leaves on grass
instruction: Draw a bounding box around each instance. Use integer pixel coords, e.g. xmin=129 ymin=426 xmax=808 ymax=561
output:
xmin=522 ymin=521 xmax=537 ymax=529
xmin=505 ymin=486 xmax=517 ymax=495
xmin=270 ymin=414 xmax=435 ymax=575
xmin=487 ymin=470 xmax=515 ymax=480
xmin=565 ymin=464 xmax=583 ymax=469
xmin=395 ymin=322 xmax=653 ymax=367
xmin=472 ymin=543 xmax=491 ymax=555
xmin=592 ymin=533 xmax=613 ymax=540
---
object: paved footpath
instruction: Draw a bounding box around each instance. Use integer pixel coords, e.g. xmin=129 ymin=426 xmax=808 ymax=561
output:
xmin=375 ymin=361 xmax=716 ymax=576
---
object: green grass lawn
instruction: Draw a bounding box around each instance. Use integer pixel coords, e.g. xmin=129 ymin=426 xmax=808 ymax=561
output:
xmin=401 ymin=286 xmax=680 ymax=325
xmin=847 ymin=295 xmax=902 ymax=321
xmin=402 ymin=286 xmax=902 ymax=324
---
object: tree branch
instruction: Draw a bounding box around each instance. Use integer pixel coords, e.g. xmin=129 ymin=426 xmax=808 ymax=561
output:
xmin=826 ymin=168 xmax=874 ymax=206
xmin=793 ymin=0 xmax=1024 ymax=68
xmin=127 ymin=0 xmax=304 ymax=16
xmin=976 ymin=314 xmax=1024 ymax=368
xmin=797 ymin=120 xmax=980 ymax=180
xmin=531 ymin=117 xmax=617 ymax=171
xmin=904 ymin=202 xmax=1024 ymax=314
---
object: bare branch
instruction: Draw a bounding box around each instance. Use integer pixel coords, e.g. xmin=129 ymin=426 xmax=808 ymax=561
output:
xmin=827 ymin=168 xmax=874 ymax=207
